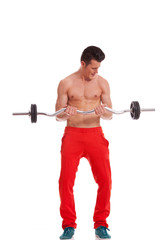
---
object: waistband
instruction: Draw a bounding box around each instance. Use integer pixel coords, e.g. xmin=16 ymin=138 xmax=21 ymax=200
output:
xmin=64 ymin=126 xmax=103 ymax=133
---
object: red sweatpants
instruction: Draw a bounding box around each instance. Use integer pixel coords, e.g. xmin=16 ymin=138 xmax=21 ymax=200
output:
xmin=59 ymin=127 xmax=112 ymax=229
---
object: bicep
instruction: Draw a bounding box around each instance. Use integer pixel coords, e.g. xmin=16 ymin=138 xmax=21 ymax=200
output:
xmin=55 ymin=80 xmax=68 ymax=111
xmin=101 ymin=81 xmax=112 ymax=108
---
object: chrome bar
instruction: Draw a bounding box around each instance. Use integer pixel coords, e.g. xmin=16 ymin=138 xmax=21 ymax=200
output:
xmin=77 ymin=108 xmax=131 ymax=115
xmin=12 ymin=106 xmax=155 ymax=117
xmin=37 ymin=108 xmax=66 ymax=117
xmin=12 ymin=112 xmax=30 ymax=116
xmin=140 ymin=108 xmax=155 ymax=112
xmin=36 ymin=107 xmax=131 ymax=117
xmin=104 ymin=107 xmax=131 ymax=115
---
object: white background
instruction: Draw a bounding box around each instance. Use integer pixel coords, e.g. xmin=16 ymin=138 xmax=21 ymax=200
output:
xmin=0 ymin=0 xmax=160 ymax=240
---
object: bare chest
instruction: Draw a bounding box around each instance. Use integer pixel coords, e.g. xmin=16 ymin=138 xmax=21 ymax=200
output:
xmin=68 ymin=81 xmax=102 ymax=101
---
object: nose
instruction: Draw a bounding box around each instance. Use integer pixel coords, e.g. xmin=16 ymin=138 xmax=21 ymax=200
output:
xmin=93 ymin=68 xmax=98 ymax=74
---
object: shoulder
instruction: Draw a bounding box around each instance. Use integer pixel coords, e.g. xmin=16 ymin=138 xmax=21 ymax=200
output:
xmin=97 ymin=75 xmax=110 ymax=93
xmin=58 ymin=73 xmax=75 ymax=92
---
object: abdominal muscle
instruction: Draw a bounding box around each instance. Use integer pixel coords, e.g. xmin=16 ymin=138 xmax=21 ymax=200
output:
xmin=67 ymin=99 xmax=101 ymax=128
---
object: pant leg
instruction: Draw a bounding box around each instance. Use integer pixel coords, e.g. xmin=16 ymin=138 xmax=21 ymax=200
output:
xmin=84 ymin=132 xmax=112 ymax=229
xmin=59 ymin=130 xmax=83 ymax=229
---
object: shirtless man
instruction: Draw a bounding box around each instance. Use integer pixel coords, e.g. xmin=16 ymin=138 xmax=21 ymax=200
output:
xmin=56 ymin=46 xmax=112 ymax=239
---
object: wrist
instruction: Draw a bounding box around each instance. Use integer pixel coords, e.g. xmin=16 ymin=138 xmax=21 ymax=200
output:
xmin=56 ymin=112 xmax=71 ymax=121
xmin=101 ymin=112 xmax=113 ymax=120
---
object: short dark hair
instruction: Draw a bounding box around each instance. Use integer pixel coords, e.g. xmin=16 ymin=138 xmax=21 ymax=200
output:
xmin=81 ymin=46 xmax=105 ymax=65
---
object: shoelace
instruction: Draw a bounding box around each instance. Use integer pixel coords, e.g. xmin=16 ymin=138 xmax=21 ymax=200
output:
xmin=100 ymin=226 xmax=110 ymax=234
xmin=63 ymin=228 xmax=72 ymax=236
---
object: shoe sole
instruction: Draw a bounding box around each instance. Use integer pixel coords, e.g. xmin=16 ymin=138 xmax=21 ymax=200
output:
xmin=95 ymin=235 xmax=111 ymax=240
xmin=60 ymin=237 xmax=74 ymax=240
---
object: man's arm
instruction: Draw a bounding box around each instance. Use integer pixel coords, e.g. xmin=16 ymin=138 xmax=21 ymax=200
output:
xmin=95 ymin=78 xmax=113 ymax=120
xmin=55 ymin=80 xmax=77 ymax=121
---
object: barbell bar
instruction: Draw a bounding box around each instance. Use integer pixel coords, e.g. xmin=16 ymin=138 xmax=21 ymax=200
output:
xmin=12 ymin=101 xmax=155 ymax=123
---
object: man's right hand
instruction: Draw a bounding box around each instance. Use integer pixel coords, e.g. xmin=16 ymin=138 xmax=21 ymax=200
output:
xmin=56 ymin=105 xmax=77 ymax=121
xmin=65 ymin=105 xmax=77 ymax=117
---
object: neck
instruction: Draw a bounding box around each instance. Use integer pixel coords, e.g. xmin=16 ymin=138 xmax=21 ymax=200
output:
xmin=78 ymin=68 xmax=91 ymax=82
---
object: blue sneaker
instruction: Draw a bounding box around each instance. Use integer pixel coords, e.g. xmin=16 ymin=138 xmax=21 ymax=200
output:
xmin=95 ymin=226 xmax=111 ymax=239
xmin=60 ymin=227 xmax=75 ymax=239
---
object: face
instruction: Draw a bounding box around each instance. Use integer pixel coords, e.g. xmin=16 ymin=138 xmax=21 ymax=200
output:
xmin=81 ymin=59 xmax=101 ymax=81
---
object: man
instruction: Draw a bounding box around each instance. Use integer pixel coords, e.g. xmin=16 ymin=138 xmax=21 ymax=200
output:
xmin=55 ymin=46 xmax=112 ymax=239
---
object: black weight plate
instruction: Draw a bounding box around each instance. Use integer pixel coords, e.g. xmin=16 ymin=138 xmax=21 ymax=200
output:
xmin=130 ymin=101 xmax=141 ymax=119
xmin=31 ymin=104 xmax=37 ymax=123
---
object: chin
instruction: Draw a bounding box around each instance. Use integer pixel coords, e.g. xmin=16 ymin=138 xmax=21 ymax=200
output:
xmin=90 ymin=75 xmax=96 ymax=79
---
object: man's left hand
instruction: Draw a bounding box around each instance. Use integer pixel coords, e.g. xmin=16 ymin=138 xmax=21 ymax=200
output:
xmin=94 ymin=104 xmax=107 ymax=116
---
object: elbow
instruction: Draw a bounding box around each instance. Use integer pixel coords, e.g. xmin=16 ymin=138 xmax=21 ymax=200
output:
xmin=56 ymin=116 xmax=66 ymax=122
xmin=56 ymin=117 xmax=61 ymax=122
xmin=101 ymin=113 xmax=112 ymax=120
xmin=107 ymin=115 xmax=113 ymax=120
xmin=104 ymin=113 xmax=113 ymax=120
xmin=109 ymin=113 xmax=113 ymax=120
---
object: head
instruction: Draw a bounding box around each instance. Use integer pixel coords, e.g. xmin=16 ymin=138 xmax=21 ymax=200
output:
xmin=80 ymin=46 xmax=105 ymax=80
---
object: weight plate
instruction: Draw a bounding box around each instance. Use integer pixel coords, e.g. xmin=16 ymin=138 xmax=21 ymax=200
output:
xmin=130 ymin=101 xmax=141 ymax=119
xmin=31 ymin=104 xmax=37 ymax=123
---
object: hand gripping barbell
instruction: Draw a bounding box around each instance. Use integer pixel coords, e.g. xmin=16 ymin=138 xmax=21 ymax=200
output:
xmin=12 ymin=101 xmax=155 ymax=123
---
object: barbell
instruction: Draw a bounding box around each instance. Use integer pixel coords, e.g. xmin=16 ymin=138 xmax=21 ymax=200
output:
xmin=12 ymin=101 xmax=155 ymax=123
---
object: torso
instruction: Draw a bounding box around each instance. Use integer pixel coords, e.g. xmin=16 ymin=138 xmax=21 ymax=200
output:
xmin=65 ymin=72 xmax=103 ymax=128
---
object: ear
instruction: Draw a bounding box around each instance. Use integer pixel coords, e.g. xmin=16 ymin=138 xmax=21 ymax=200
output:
xmin=81 ymin=61 xmax=86 ymax=67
